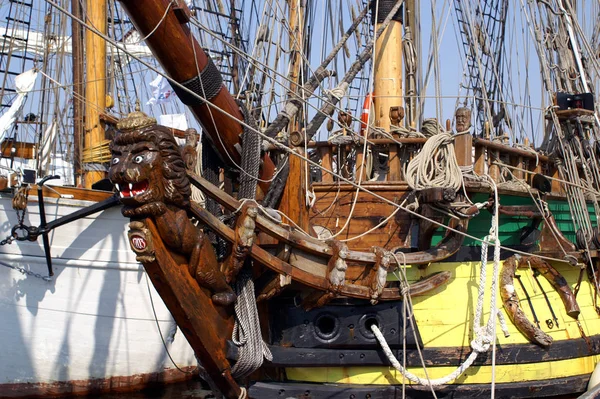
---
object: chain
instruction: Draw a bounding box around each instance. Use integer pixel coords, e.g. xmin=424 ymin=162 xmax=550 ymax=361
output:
xmin=1 ymin=234 xmax=15 ymax=246
xmin=0 ymin=233 xmax=51 ymax=281
xmin=0 ymin=260 xmax=52 ymax=281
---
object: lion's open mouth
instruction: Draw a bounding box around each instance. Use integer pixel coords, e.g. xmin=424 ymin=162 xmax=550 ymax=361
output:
xmin=115 ymin=181 xmax=149 ymax=198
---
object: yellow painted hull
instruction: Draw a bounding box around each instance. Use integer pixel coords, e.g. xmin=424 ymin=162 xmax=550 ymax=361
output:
xmin=285 ymin=260 xmax=600 ymax=387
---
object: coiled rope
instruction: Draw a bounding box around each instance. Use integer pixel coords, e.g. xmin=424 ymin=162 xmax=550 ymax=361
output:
xmin=405 ymin=132 xmax=463 ymax=193
xmin=230 ymin=268 xmax=272 ymax=379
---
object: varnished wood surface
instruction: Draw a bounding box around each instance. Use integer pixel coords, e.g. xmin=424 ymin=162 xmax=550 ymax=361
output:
xmin=473 ymin=137 xmax=550 ymax=162
xmin=141 ymin=218 xmax=240 ymax=398
xmin=118 ymin=0 xmax=275 ymax=193
xmin=84 ymin=0 xmax=107 ymax=188
xmin=190 ymin=201 xmax=451 ymax=300
xmin=1 ymin=141 xmax=35 ymax=159
xmin=189 ymin=173 xmax=465 ymax=265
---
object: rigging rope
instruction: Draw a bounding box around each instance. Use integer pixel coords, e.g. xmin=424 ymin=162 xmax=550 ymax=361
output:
xmin=237 ymin=101 xmax=262 ymax=200
xmin=230 ymin=101 xmax=269 ymax=380
xmin=230 ymin=267 xmax=272 ymax=379
xmin=44 ymin=0 xmax=578 ymax=266
xmin=372 ymin=177 xmax=507 ymax=388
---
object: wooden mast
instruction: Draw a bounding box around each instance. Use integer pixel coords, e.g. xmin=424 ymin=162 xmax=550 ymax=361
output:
xmin=373 ymin=1 xmax=403 ymax=180
xmin=83 ymin=0 xmax=107 ymax=188
xmin=280 ymin=0 xmax=309 ymax=231
xmin=71 ymin=0 xmax=84 ymax=186
xmin=117 ymin=0 xmax=275 ymax=193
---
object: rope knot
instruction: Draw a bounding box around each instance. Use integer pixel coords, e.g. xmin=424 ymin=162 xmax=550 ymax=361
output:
xmin=470 ymin=327 xmax=492 ymax=353
xmin=400 ymin=282 xmax=410 ymax=298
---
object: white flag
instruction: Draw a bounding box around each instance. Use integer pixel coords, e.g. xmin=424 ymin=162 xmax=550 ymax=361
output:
xmin=159 ymin=114 xmax=188 ymax=131
xmin=146 ymin=74 xmax=176 ymax=106
xmin=0 ymin=69 xmax=38 ymax=143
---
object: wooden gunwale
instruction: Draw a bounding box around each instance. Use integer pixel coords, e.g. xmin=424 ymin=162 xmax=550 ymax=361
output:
xmin=189 ymin=172 xmax=466 ymax=266
xmin=189 ymin=202 xmax=451 ymax=300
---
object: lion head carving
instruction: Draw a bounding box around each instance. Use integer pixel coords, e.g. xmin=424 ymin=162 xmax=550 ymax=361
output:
xmin=109 ymin=124 xmax=191 ymax=218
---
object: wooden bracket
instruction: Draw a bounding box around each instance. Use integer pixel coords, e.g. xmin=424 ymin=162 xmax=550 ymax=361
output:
xmin=173 ymin=0 xmax=192 ymax=23
xmin=303 ymin=240 xmax=349 ymax=310
xmin=368 ymin=247 xmax=393 ymax=304
xmin=223 ymin=204 xmax=258 ymax=283
xmin=257 ymin=273 xmax=292 ymax=302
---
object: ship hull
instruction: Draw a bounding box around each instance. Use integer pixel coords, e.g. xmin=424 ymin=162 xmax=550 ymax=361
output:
xmin=254 ymin=188 xmax=600 ymax=398
xmin=0 ymin=194 xmax=197 ymax=397
xmin=260 ymin=256 xmax=600 ymax=397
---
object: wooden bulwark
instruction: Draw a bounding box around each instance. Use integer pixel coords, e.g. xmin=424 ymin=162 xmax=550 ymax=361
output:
xmin=189 ymin=172 xmax=466 ymax=266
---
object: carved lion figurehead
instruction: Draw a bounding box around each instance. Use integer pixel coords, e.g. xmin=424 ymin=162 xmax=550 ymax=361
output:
xmin=109 ymin=121 xmax=191 ymax=218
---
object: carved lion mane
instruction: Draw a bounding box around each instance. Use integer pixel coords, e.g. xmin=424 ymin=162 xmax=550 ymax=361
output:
xmin=113 ymin=125 xmax=191 ymax=208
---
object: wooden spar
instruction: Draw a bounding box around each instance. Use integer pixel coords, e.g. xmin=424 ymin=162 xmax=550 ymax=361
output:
xmin=84 ymin=0 xmax=107 ymax=188
xmin=373 ymin=1 xmax=403 ymax=180
xmin=280 ymin=0 xmax=309 ymax=231
xmin=374 ymin=3 xmax=403 ymax=130
xmin=117 ymin=0 xmax=275 ymax=193
xmin=71 ymin=0 xmax=84 ymax=186
xmin=229 ymin=0 xmax=240 ymax=94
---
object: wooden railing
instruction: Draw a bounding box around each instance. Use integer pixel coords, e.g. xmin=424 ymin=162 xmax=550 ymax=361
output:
xmin=308 ymin=137 xmax=426 ymax=183
xmin=309 ymin=132 xmax=560 ymax=193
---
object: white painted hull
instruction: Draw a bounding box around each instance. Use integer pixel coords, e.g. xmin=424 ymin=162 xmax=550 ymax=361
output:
xmin=0 ymin=194 xmax=197 ymax=396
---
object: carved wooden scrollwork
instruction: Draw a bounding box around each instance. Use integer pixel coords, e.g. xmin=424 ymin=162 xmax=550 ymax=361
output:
xmin=303 ymin=240 xmax=349 ymax=310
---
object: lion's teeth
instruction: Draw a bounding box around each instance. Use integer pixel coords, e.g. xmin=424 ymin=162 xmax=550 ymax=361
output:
xmin=115 ymin=183 xmax=120 ymax=191
xmin=129 ymin=183 xmax=133 ymax=190
xmin=119 ymin=191 xmax=124 ymax=198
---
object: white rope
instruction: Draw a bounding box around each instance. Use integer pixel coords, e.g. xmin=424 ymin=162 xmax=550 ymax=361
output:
xmin=230 ymin=269 xmax=272 ymax=379
xmin=405 ymin=132 xmax=463 ymax=192
xmin=372 ymin=176 xmax=506 ymax=387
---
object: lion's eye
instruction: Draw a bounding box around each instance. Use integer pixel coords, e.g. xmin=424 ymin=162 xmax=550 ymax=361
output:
xmin=133 ymin=155 xmax=144 ymax=164
xmin=112 ymin=158 xmax=119 ymax=164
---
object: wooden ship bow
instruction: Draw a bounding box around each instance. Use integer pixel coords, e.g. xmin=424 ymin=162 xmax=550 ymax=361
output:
xmin=110 ymin=1 xmax=459 ymax=396
xmin=111 ymin=0 xmax=600 ymax=398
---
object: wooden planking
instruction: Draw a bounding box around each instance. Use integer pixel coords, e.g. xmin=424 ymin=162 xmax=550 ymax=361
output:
xmin=1 ymin=140 xmax=35 ymax=159
xmin=190 ymin=173 xmax=464 ymax=266
xmin=310 ymin=188 xmax=410 ymax=250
